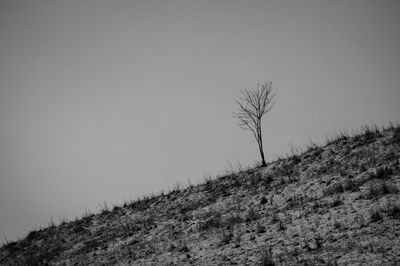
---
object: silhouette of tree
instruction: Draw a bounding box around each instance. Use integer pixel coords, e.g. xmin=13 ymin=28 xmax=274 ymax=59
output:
xmin=234 ymin=82 xmax=275 ymax=167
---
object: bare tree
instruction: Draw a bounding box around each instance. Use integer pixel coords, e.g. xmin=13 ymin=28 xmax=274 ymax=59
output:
xmin=234 ymin=82 xmax=275 ymax=167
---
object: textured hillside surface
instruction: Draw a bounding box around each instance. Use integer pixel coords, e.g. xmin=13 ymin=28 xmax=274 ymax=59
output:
xmin=1 ymin=126 xmax=400 ymax=265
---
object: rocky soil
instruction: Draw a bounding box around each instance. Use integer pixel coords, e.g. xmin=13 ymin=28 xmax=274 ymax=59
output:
xmin=1 ymin=125 xmax=400 ymax=265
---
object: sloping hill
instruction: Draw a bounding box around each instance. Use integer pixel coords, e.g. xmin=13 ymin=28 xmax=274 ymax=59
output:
xmin=1 ymin=125 xmax=400 ymax=265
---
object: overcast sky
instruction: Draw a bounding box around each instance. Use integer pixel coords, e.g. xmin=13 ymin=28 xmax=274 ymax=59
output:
xmin=1 ymin=0 xmax=400 ymax=242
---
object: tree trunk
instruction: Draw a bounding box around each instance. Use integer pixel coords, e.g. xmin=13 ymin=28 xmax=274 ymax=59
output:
xmin=259 ymin=146 xmax=267 ymax=167
xmin=258 ymin=132 xmax=267 ymax=167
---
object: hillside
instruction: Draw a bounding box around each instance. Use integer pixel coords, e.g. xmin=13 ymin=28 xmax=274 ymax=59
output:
xmin=1 ymin=125 xmax=400 ymax=265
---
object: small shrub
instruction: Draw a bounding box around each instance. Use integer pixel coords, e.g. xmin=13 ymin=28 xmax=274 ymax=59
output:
xmin=393 ymin=127 xmax=400 ymax=144
xmin=167 ymin=243 xmax=176 ymax=252
xmin=178 ymin=244 xmax=190 ymax=253
xmin=374 ymin=167 xmax=393 ymax=180
xmin=224 ymin=213 xmax=243 ymax=227
xmin=24 ymin=240 xmax=65 ymax=265
xmin=270 ymin=212 xmax=286 ymax=231
xmin=384 ymin=181 xmax=399 ymax=194
xmin=245 ymin=207 xmax=260 ymax=222
xmin=260 ymin=196 xmax=268 ymax=205
xmin=276 ymin=164 xmax=293 ymax=178
xmin=169 ymin=240 xmax=190 ymax=253
xmin=291 ymin=155 xmax=301 ymax=164
xmin=315 ymin=234 xmax=323 ymax=249
xmin=234 ymin=234 xmax=241 ymax=248
xmin=270 ymin=212 xmax=280 ymax=224
xmin=326 ymin=259 xmax=339 ymax=266
xmin=198 ymin=211 xmax=222 ymax=232
xmin=287 ymin=194 xmax=309 ymax=209
xmin=384 ymin=151 xmax=396 ymax=162
xmin=359 ymin=164 xmax=368 ymax=173
xmin=255 ymin=221 xmax=266 ymax=234
xmin=262 ymin=175 xmax=273 ymax=189
xmin=333 ymin=220 xmax=342 ymax=229
xmin=179 ymin=199 xmax=206 ymax=214
xmin=2 ymin=241 xmax=18 ymax=256
xmin=278 ymin=219 xmax=286 ymax=231
xmin=249 ymin=173 xmax=262 ymax=188
xmin=342 ymin=179 xmax=358 ymax=192
xmin=386 ymin=203 xmax=400 ymax=218
xmin=363 ymin=126 xmax=377 ymax=140
xmin=355 ymin=213 xmax=366 ymax=228
xmin=353 ymin=125 xmax=381 ymax=144
xmin=331 ymin=195 xmax=344 ymax=207
xmin=324 ymin=182 xmax=344 ymax=196
xmin=219 ymin=230 xmax=233 ymax=246
xmin=370 ymin=209 xmax=382 ymax=223
xmin=260 ymin=247 xmax=275 ymax=266
xmin=25 ymin=230 xmax=40 ymax=242
xmin=366 ymin=180 xmax=398 ymax=198
xmin=128 ymin=197 xmax=152 ymax=212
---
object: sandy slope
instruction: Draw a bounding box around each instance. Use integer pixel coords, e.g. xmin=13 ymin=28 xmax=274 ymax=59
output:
xmin=1 ymin=125 xmax=400 ymax=265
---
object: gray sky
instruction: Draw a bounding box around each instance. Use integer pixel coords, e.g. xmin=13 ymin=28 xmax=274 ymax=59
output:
xmin=1 ymin=0 xmax=399 ymax=242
